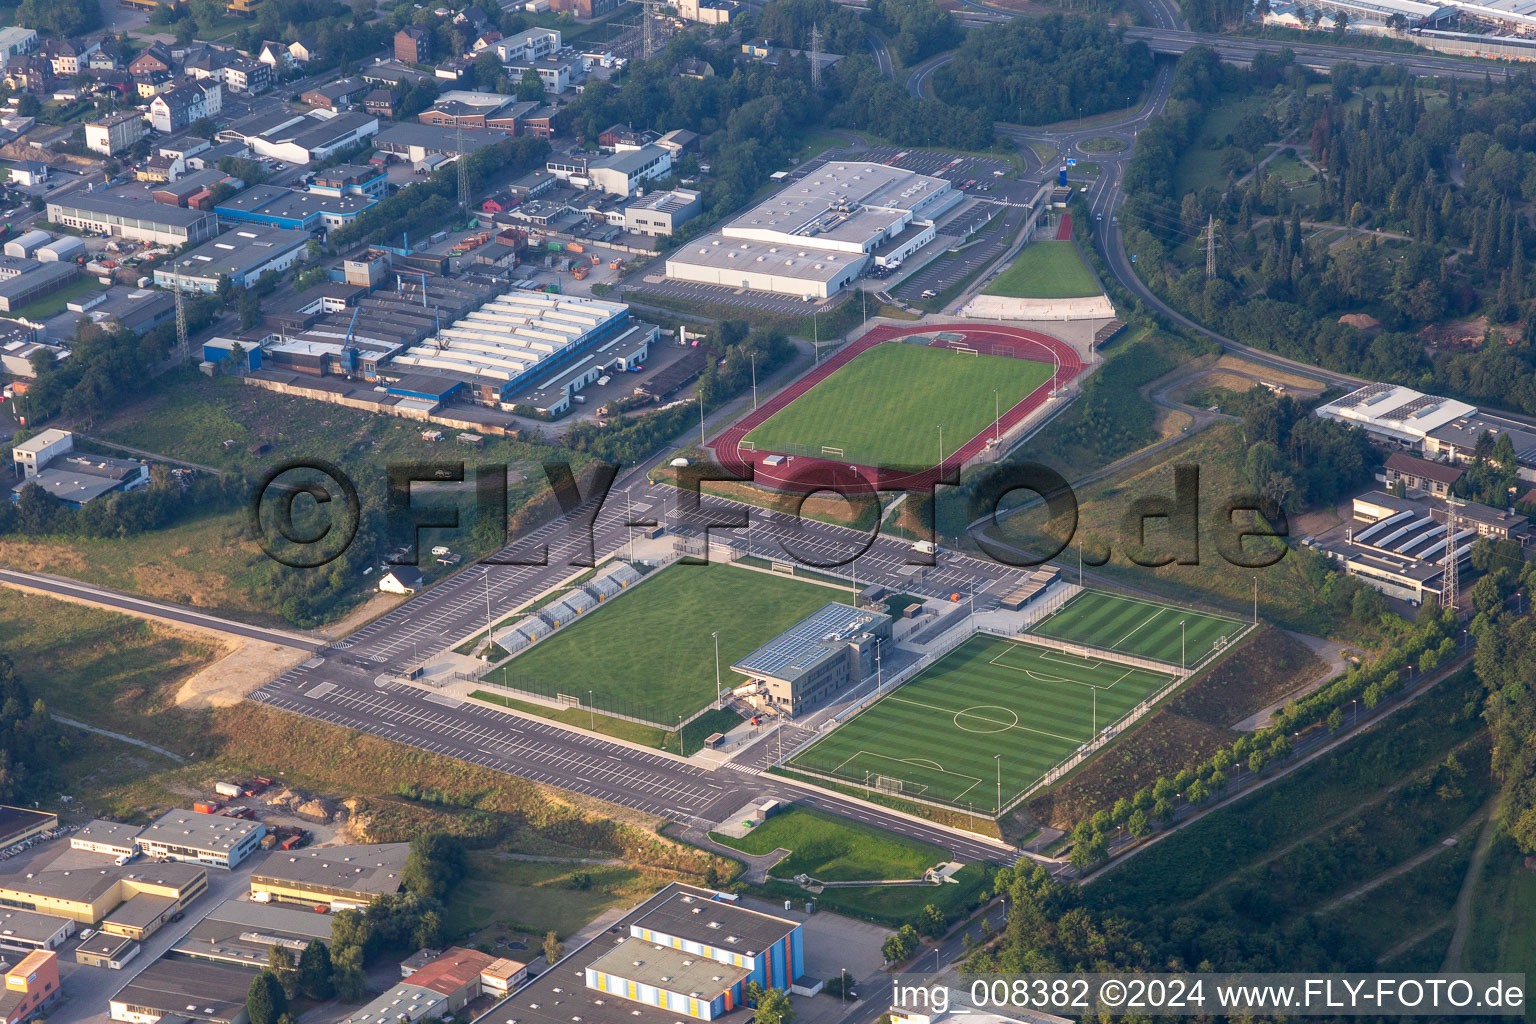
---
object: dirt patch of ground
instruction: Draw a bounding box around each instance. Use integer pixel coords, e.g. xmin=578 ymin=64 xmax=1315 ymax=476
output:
xmin=175 ymin=641 xmax=308 ymax=708
xmin=1294 ymin=505 xmax=1346 ymax=539
xmin=1419 ymin=317 xmax=1488 ymax=351
xmin=320 ymin=591 xmax=404 ymax=639
xmin=1339 ymin=313 xmax=1382 ymax=333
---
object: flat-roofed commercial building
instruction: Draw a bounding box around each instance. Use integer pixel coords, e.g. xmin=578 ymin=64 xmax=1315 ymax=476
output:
xmin=0 ymin=851 xmax=206 ymax=933
xmin=172 ymin=898 xmax=332 ymax=968
xmin=109 ymin=956 xmax=257 ymax=1024
xmin=731 ymin=603 xmax=891 ymax=717
xmin=70 ymin=820 xmax=144 ymax=858
xmin=0 ymin=909 xmax=73 ymax=953
xmin=587 ymin=937 xmax=750 ymax=1020
xmin=134 ymin=810 xmax=265 ymax=869
xmin=665 ymin=162 xmax=958 ymax=298
xmin=45 ymin=196 xmax=219 ymax=246
xmin=1314 ymin=383 xmax=1478 ymax=449
xmin=624 ymin=189 xmax=702 ymax=236
xmin=386 ymin=291 xmax=657 ymax=407
xmin=248 ymin=844 xmax=407 ymax=908
xmin=153 ymin=227 xmax=312 ymax=293
xmin=215 ymin=184 xmax=376 ymax=232
xmin=76 ymin=932 xmax=140 ymax=970
xmin=0 ymin=807 xmax=58 ymax=849
xmin=498 ymin=885 xmax=802 ymax=1024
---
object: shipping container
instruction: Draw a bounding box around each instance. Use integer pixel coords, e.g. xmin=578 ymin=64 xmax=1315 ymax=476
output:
xmin=565 ymin=242 xmax=585 ymax=254
xmin=192 ymin=800 xmax=222 ymax=814
xmin=214 ymin=781 xmax=243 ymax=798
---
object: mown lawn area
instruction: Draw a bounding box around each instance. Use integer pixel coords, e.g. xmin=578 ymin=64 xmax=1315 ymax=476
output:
xmin=710 ymin=807 xmax=948 ymax=882
xmin=981 ymin=241 xmax=1100 ymax=299
xmin=484 ymin=562 xmax=849 ymax=724
xmin=756 ymin=862 xmax=993 ymax=928
xmin=743 ymin=343 xmax=1053 ymax=468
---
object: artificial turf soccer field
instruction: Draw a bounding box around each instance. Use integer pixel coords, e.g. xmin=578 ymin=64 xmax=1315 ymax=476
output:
xmin=486 ymin=563 xmax=848 ymax=722
xmin=786 ymin=635 xmax=1172 ymax=809
xmin=1028 ymin=590 xmax=1246 ymax=666
xmin=741 ymin=343 xmax=1053 ymax=468
xmin=981 ymin=241 xmax=1101 ymax=299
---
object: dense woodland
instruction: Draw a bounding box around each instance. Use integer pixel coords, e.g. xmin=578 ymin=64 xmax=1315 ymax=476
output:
xmin=1127 ymin=47 xmax=1536 ymax=418
xmin=933 ymin=16 xmax=1154 ymax=126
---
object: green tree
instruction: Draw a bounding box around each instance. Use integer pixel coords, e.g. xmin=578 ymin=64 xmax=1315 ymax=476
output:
xmin=517 ymin=67 xmax=544 ymax=101
xmin=1127 ymin=809 xmax=1151 ymax=838
xmin=246 ymin=970 xmax=287 ymax=1024
xmin=268 ymin=946 xmax=298 ymax=1000
xmin=298 ymin=939 xmax=334 ymax=1000
xmin=543 ymin=930 xmax=564 ymax=965
xmin=881 ymin=924 xmax=920 ymax=962
xmin=331 ymin=945 xmax=367 ymax=1001
xmin=753 ymin=987 xmax=794 ymax=1024
xmin=402 ymin=832 xmax=467 ymax=899
xmin=915 ymin=903 xmax=945 ymax=939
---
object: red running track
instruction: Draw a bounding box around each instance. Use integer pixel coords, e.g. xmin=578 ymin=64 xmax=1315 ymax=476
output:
xmin=710 ymin=323 xmax=1084 ymax=493
xmin=1055 ymin=212 xmax=1073 ymax=241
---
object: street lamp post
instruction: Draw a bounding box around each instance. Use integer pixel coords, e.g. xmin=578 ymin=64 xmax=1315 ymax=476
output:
xmin=483 ymin=567 xmax=493 ymax=652
xmin=1252 ymin=576 xmax=1258 ymax=625
xmin=993 ymin=387 xmax=999 ymax=444
xmin=841 ymin=969 xmax=848 ymax=1004
xmin=1180 ymin=620 xmax=1186 ymax=673
xmin=937 ymin=423 xmax=944 ymax=473
xmin=712 ymin=631 xmax=721 ymax=707
xmin=995 ymin=753 xmax=1001 ymax=815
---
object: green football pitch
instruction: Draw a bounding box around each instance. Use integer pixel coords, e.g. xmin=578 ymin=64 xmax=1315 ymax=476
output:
xmin=742 ymin=343 xmax=1053 ymax=468
xmin=786 ymin=635 xmax=1172 ymax=810
xmin=1028 ymin=590 xmax=1247 ymax=667
xmin=982 ymin=241 xmax=1101 ymax=299
xmin=485 ymin=563 xmax=848 ymax=723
